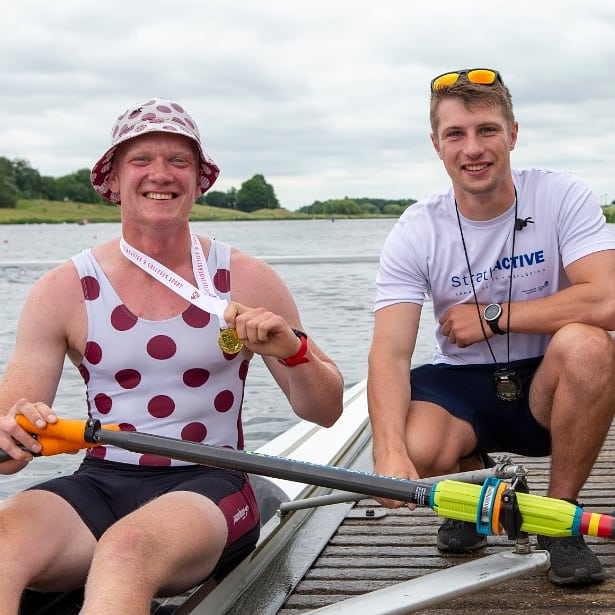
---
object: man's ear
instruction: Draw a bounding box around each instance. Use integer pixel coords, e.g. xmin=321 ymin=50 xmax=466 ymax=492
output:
xmin=430 ymin=133 xmax=443 ymax=160
xmin=108 ymin=166 xmax=120 ymax=194
xmin=509 ymin=121 xmax=519 ymax=151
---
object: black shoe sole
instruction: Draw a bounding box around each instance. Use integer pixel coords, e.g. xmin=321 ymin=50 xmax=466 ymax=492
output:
xmin=548 ymin=569 xmax=606 ymax=586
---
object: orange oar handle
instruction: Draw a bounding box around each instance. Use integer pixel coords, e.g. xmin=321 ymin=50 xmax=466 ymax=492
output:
xmin=16 ymin=415 xmax=120 ymax=456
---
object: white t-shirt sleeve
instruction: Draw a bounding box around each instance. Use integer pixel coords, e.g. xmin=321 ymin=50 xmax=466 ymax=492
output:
xmin=375 ymin=210 xmax=430 ymax=311
xmin=550 ymin=172 xmax=615 ymax=267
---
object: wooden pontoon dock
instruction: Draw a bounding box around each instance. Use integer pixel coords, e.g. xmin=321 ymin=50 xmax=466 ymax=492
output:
xmin=273 ymin=424 xmax=615 ymax=614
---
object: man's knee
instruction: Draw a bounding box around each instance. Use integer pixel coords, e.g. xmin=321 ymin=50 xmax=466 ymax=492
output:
xmin=407 ymin=422 xmax=476 ymax=477
xmin=549 ymin=324 xmax=615 ymax=372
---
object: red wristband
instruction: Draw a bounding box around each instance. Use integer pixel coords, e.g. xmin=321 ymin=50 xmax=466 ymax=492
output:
xmin=278 ymin=329 xmax=310 ymax=367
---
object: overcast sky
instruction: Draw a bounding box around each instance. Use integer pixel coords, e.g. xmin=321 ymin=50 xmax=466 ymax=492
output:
xmin=1 ymin=0 xmax=614 ymax=210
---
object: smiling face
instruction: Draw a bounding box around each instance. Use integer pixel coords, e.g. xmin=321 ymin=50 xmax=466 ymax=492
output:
xmin=108 ymin=132 xmax=201 ymax=229
xmin=430 ymin=98 xmax=518 ymax=212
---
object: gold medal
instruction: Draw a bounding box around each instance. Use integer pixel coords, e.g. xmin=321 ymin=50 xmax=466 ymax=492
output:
xmin=218 ymin=327 xmax=243 ymax=354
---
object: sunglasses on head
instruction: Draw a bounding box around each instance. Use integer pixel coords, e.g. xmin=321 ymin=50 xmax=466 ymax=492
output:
xmin=431 ymin=68 xmax=503 ymax=92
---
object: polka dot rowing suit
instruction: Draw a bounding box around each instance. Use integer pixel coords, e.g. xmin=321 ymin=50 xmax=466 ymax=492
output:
xmin=73 ymin=239 xmax=249 ymax=466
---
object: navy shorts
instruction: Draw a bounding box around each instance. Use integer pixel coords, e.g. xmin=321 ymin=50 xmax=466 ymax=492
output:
xmin=410 ymin=356 xmax=550 ymax=457
xmin=28 ymin=456 xmax=260 ymax=575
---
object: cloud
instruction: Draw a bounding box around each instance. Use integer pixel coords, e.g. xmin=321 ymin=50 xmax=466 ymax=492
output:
xmin=1 ymin=0 xmax=614 ymax=209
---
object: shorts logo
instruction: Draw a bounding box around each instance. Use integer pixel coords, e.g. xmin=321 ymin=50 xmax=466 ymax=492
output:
xmin=233 ymin=505 xmax=250 ymax=525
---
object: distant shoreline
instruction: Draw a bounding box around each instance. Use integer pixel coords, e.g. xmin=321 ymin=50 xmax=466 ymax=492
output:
xmin=2 ymin=199 xmax=612 ymax=225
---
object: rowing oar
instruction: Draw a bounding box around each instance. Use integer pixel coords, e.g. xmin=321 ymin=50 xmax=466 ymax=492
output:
xmin=1 ymin=417 xmax=614 ymax=541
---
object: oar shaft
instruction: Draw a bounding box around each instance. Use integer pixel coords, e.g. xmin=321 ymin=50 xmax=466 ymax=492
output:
xmin=92 ymin=428 xmax=435 ymax=505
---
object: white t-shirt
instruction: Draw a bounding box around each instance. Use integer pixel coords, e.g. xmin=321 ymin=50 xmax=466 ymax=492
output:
xmin=375 ymin=168 xmax=615 ymax=365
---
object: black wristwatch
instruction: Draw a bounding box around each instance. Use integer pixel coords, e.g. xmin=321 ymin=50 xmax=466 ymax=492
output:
xmin=483 ymin=303 xmax=505 ymax=335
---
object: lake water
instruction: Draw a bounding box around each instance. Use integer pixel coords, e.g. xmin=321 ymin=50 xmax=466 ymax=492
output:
xmin=0 ymin=218 xmax=437 ymax=499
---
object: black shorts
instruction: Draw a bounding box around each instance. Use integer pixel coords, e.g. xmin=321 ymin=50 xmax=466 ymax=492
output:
xmin=410 ymin=356 xmax=550 ymax=457
xmin=28 ymin=456 xmax=260 ymax=574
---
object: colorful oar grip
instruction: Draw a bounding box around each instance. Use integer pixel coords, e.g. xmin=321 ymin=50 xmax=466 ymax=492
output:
xmin=515 ymin=492 xmax=615 ymax=539
xmin=514 ymin=491 xmax=580 ymax=537
xmin=577 ymin=508 xmax=615 ymax=539
xmin=15 ymin=416 xmax=120 ymax=456
xmin=28 ymin=436 xmax=82 ymax=456
xmin=430 ymin=479 xmax=615 ymax=539
xmin=430 ymin=479 xmax=481 ymax=524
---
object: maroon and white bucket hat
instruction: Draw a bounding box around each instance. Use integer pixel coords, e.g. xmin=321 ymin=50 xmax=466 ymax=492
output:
xmin=90 ymin=97 xmax=220 ymax=204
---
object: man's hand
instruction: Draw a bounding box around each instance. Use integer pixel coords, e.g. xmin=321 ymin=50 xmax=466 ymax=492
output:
xmin=223 ymin=302 xmax=302 ymax=360
xmin=439 ymin=303 xmax=495 ymax=347
xmin=0 ymin=399 xmax=58 ymax=470
xmin=373 ymin=453 xmax=420 ymax=511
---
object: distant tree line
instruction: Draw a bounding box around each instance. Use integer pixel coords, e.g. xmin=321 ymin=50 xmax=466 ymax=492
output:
xmin=298 ymin=197 xmax=417 ymax=217
xmin=0 ymin=157 xmax=102 ymax=208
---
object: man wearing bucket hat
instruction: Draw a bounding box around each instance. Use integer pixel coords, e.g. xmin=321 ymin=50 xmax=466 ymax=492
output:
xmin=90 ymin=98 xmax=220 ymax=204
xmin=0 ymin=97 xmax=344 ymax=613
xmin=367 ymin=69 xmax=615 ymax=586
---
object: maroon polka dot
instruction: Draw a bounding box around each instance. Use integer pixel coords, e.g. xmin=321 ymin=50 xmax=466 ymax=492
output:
xmin=81 ymin=276 xmax=100 ymax=300
xmin=147 ymin=335 xmax=177 ymax=360
xmin=78 ymin=364 xmax=90 ymax=384
xmin=94 ymin=393 xmax=112 ymax=414
xmin=85 ymin=341 xmax=103 ymax=365
xmin=119 ymin=423 xmax=136 ymax=431
xmin=214 ymin=390 xmax=234 ymax=413
xmin=111 ymin=305 xmax=138 ymax=331
xmin=213 ymin=268 xmax=230 ymax=294
xmin=148 ymin=395 xmax=175 ymax=418
xmin=181 ymin=422 xmax=208 ymax=442
xmin=139 ymin=454 xmax=171 ymax=466
xmin=239 ymin=360 xmax=249 ymax=381
xmin=115 ymin=369 xmax=141 ymax=389
xmin=182 ymin=305 xmax=211 ymax=328
xmin=89 ymin=446 xmax=106 ymax=459
xmin=183 ymin=368 xmax=210 ymax=387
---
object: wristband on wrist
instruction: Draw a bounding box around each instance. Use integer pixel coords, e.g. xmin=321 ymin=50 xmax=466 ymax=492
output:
xmin=278 ymin=328 xmax=310 ymax=367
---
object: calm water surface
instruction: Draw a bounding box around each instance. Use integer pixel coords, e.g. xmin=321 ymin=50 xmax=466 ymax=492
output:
xmin=0 ymin=219 xmax=437 ymax=499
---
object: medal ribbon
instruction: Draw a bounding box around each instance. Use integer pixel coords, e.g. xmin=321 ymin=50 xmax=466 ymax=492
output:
xmin=119 ymin=234 xmax=229 ymax=327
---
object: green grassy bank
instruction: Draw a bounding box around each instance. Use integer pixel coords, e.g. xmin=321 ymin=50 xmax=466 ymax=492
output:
xmin=0 ymin=199 xmax=319 ymax=224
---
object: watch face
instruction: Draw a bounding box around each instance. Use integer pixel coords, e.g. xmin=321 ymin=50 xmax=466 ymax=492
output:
xmin=484 ymin=304 xmax=501 ymax=321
